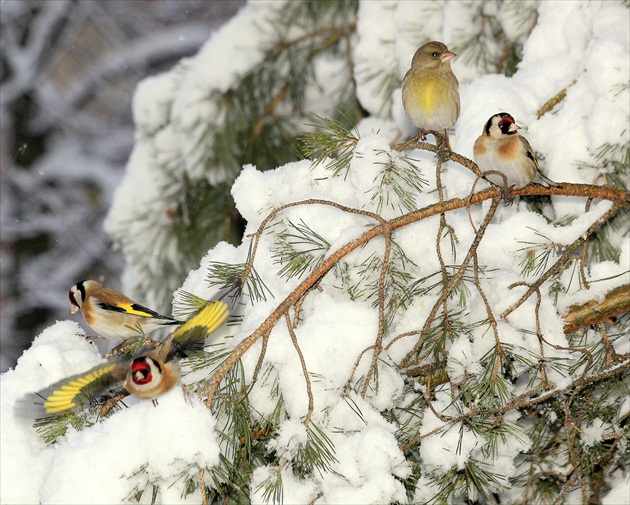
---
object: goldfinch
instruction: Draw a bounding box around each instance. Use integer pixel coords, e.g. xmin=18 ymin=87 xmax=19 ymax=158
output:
xmin=473 ymin=113 xmax=560 ymax=190
xmin=402 ymin=41 xmax=460 ymax=145
xmin=69 ymin=280 xmax=179 ymax=341
xmin=18 ymin=300 xmax=229 ymax=415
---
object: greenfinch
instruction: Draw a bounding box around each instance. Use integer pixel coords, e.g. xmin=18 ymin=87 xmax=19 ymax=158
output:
xmin=402 ymin=41 xmax=460 ymax=146
xmin=473 ymin=113 xmax=560 ymax=190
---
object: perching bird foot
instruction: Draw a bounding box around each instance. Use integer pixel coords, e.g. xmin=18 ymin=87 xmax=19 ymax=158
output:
xmin=415 ymin=128 xmax=429 ymax=141
xmin=436 ymin=130 xmax=452 ymax=152
xmin=502 ymin=185 xmax=516 ymax=204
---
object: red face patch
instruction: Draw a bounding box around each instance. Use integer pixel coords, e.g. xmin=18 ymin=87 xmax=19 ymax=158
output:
xmin=131 ymin=359 xmax=153 ymax=385
xmin=498 ymin=116 xmax=515 ymax=135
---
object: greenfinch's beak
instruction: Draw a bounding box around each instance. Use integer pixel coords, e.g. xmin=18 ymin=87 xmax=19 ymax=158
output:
xmin=441 ymin=51 xmax=456 ymax=63
xmin=508 ymin=123 xmax=521 ymax=133
xmin=70 ymin=305 xmax=79 ymax=315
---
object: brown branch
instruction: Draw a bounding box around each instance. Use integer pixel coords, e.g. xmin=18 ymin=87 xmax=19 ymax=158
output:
xmin=531 ymin=286 xmax=593 ymax=378
xmin=394 ymin=138 xmax=630 ymax=204
xmin=268 ymin=25 xmax=356 ymax=55
xmin=563 ymin=283 xmax=630 ymax=333
xmin=502 ymin=204 xmax=625 ymax=320
xmin=252 ymin=328 xmax=271 ymax=383
xmin=399 ymin=195 xmax=502 ymax=369
xmin=285 ymin=313 xmax=314 ymax=426
xmin=205 ymin=164 xmax=628 ymax=406
xmin=472 ymin=252 xmax=504 ymax=379
xmin=200 ymin=468 xmax=207 ymax=505
xmin=308 ymin=491 xmax=324 ymax=505
xmin=512 ymin=183 xmax=630 ymax=203
xmin=400 ymin=358 xmax=630 ymax=452
xmin=361 ymin=215 xmax=392 ymax=398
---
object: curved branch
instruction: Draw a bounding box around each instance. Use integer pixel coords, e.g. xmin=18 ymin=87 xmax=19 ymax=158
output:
xmin=400 ymin=358 xmax=630 ymax=452
xmin=394 ymin=138 xmax=630 ymax=204
xmin=205 ymin=163 xmax=629 ymax=406
xmin=501 ymin=204 xmax=624 ymax=320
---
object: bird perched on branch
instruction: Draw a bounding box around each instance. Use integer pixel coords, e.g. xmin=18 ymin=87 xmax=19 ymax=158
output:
xmin=69 ymin=280 xmax=179 ymax=341
xmin=473 ymin=112 xmax=560 ymax=191
xmin=402 ymin=41 xmax=460 ymax=147
xmin=18 ymin=300 xmax=229 ymax=415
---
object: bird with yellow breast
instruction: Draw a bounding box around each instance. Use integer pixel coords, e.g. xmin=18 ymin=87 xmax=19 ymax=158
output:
xmin=402 ymin=41 xmax=460 ymax=147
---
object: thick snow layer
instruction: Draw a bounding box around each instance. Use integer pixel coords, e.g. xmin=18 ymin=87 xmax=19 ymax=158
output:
xmin=2 ymin=322 xmax=220 ymax=504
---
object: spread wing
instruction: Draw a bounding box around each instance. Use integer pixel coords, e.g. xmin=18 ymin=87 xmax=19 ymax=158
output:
xmin=169 ymin=300 xmax=229 ymax=356
xmin=16 ymin=360 xmax=129 ymax=417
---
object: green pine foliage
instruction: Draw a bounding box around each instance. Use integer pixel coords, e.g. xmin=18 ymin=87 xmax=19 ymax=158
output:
xmin=110 ymin=0 xmax=360 ymax=311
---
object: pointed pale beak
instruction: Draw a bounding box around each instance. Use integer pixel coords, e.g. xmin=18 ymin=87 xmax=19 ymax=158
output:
xmin=508 ymin=123 xmax=520 ymax=133
xmin=441 ymin=51 xmax=456 ymax=63
xmin=70 ymin=306 xmax=79 ymax=315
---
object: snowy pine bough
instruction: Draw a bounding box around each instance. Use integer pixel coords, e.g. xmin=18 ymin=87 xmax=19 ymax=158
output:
xmin=3 ymin=1 xmax=629 ymax=504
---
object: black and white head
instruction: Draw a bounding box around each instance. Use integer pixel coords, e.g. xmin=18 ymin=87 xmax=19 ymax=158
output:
xmin=484 ymin=112 xmax=520 ymax=138
xmin=69 ymin=281 xmax=87 ymax=314
xmin=69 ymin=280 xmax=100 ymax=314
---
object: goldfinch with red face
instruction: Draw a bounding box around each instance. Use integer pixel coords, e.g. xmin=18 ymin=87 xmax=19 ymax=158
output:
xmin=473 ymin=113 xmax=560 ymax=190
xmin=402 ymin=41 xmax=460 ymax=145
xmin=18 ymin=300 xmax=229 ymax=415
xmin=69 ymin=280 xmax=179 ymax=341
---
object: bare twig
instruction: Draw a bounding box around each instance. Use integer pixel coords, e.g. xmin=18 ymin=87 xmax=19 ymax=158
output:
xmin=285 ymin=313 xmax=314 ymax=426
xmin=502 ymin=204 xmax=624 ymax=320
xmin=401 ymin=358 xmax=630 ymax=452
xmin=399 ymin=195 xmax=502 ymax=369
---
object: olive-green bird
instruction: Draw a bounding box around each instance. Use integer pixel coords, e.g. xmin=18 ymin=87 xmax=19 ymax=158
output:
xmin=402 ymin=41 xmax=460 ymax=147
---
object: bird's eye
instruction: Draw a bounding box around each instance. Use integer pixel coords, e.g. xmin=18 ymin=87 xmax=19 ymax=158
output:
xmin=432 ymin=52 xmax=439 ymax=57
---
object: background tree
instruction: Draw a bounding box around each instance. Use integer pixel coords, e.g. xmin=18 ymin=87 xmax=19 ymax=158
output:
xmin=0 ymin=0 xmax=244 ymax=370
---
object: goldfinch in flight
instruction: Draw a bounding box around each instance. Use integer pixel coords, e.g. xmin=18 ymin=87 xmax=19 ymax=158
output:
xmin=18 ymin=300 xmax=229 ymax=415
xmin=69 ymin=280 xmax=179 ymax=341
xmin=402 ymin=41 xmax=460 ymax=145
xmin=473 ymin=112 xmax=560 ymax=190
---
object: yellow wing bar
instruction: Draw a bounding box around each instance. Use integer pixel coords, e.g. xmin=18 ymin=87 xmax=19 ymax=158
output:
xmin=42 ymin=363 xmax=118 ymax=414
xmin=172 ymin=300 xmax=229 ymax=340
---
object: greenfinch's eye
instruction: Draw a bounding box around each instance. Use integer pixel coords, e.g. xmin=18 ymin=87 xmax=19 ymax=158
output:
xmin=432 ymin=52 xmax=439 ymax=57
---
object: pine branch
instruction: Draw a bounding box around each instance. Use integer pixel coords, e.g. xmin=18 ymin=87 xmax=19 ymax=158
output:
xmin=299 ymin=110 xmax=359 ymax=176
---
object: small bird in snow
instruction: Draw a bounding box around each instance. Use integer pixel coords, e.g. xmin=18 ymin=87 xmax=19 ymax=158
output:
xmin=402 ymin=41 xmax=460 ymax=147
xmin=18 ymin=300 xmax=229 ymax=415
xmin=473 ymin=112 xmax=561 ymax=191
xmin=69 ymin=280 xmax=179 ymax=341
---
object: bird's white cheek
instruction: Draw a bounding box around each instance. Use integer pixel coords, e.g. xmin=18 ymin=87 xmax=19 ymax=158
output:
xmin=133 ymin=372 xmax=161 ymax=390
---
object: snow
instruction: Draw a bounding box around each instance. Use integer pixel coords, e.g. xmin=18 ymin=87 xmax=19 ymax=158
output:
xmin=580 ymin=418 xmax=612 ymax=448
xmin=3 ymin=1 xmax=629 ymax=504
xmin=2 ymin=322 xmax=220 ymax=504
